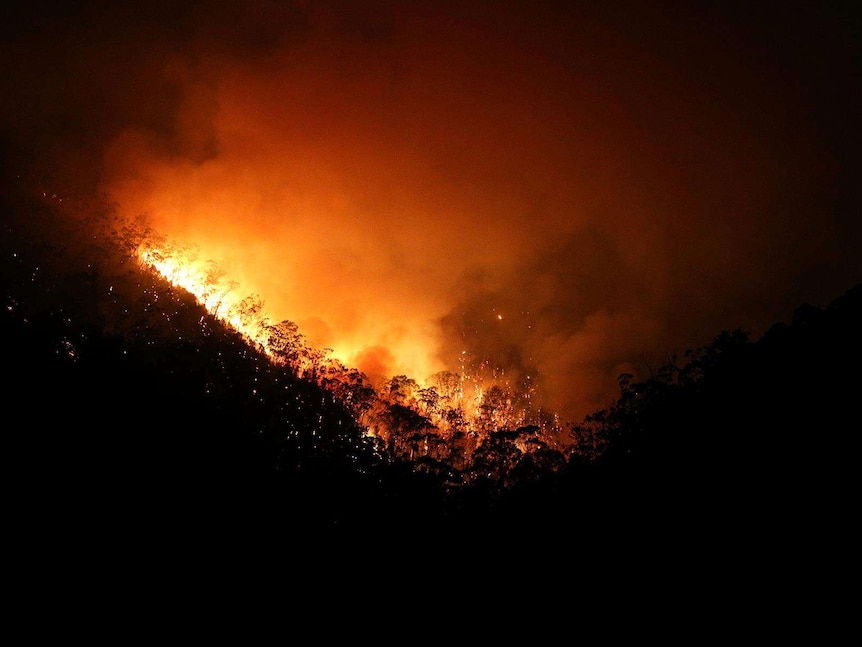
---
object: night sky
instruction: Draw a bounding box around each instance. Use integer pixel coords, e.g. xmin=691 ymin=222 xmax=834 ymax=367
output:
xmin=2 ymin=0 xmax=860 ymax=422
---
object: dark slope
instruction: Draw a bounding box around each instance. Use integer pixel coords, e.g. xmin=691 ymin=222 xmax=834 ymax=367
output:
xmin=3 ymin=164 xmax=860 ymax=563
xmin=1 ymin=169 xmax=468 ymax=550
xmin=520 ymin=282 xmax=862 ymax=561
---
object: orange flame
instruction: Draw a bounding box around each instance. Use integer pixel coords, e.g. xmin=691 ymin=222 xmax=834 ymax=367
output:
xmin=138 ymin=243 xmax=271 ymax=350
xmin=136 ymin=233 xmax=575 ymax=467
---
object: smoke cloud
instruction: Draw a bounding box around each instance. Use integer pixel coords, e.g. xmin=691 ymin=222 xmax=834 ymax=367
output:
xmin=3 ymin=1 xmax=860 ymax=420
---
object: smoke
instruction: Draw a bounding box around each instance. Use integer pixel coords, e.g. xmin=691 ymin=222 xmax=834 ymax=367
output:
xmin=3 ymin=1 xmax=860 ymax=421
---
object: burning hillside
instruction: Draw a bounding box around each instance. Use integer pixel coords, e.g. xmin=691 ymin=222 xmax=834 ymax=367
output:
xmin=135 ymin=231 xmax=601 ymax=487
xmin=4 ymin=165 xmax=860 ymax=551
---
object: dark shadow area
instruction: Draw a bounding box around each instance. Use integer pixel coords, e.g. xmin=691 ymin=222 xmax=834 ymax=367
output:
xmin=2 ymin=162 xmax=859 ymax=572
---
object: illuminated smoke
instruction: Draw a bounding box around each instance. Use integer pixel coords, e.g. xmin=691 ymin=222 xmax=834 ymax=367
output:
xmin=3 ymin=1 xmax=860 ymax=424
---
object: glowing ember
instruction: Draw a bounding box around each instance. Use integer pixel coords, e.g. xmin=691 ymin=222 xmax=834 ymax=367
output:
xmin=136 ymin=234 xmax=574 ymax=465
xmin=139 ymin=243 xmax=270 ymax=350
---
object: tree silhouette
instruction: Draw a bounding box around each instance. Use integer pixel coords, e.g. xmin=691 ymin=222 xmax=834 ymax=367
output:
xmin=4 ymin=163 xmax=859 ymax=543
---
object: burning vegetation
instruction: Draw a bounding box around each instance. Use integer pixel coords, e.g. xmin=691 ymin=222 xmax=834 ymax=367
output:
xmin=0 ymin=170 xmax=603 ymax=505
xmin=135 ymin=232 xmax=607 ymax=489
xmin=4 ymin=165 xmax=859 ymax=540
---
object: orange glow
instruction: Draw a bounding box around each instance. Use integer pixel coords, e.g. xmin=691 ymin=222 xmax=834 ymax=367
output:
xmin=136 ymin=235 xmax=559 ymax=443
xmin=138 ymin=238 xmax=390 ymax=371
xmin=138 ymin=242 xmax=270 ymax=349
xmin=86 ymin=1 xmax=852 ymax=427
xmin=2 ymin=1 xmax=858 ymax=495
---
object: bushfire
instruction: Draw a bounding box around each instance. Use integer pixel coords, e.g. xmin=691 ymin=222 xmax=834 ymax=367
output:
xmin=137 ymin=234 xmax=597 ymax=484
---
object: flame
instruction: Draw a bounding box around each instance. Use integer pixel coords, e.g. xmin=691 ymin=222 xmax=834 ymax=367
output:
xmin=138 ymin=243 xmax=271 ymax=350
xmin=136 ymin=233 xmax=579 ymax=475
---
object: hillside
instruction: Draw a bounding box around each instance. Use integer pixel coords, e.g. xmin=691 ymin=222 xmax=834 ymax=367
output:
xmin=3 ymin=169 xmax=859 ymax=556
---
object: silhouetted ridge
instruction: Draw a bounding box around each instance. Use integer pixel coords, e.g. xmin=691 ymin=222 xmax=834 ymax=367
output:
xmin=560 ymin=282 xmax=861 ymax=539
xmin=1 ymin=170 xmax=460 ymax=539
xmin=3 ymin=166 xmax=859 ymax=546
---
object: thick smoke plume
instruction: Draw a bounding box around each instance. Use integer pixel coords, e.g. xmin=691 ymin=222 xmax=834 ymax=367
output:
xmin=2 ymin=1 xmax=860 ymax=421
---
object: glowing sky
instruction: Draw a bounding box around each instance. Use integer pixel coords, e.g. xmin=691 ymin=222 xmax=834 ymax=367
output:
xmin=2 ymin=1 xmax=860 ymax=421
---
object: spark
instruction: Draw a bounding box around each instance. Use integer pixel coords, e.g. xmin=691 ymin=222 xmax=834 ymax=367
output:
xmin=135 ymin=233 xmax=577 ymax=479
